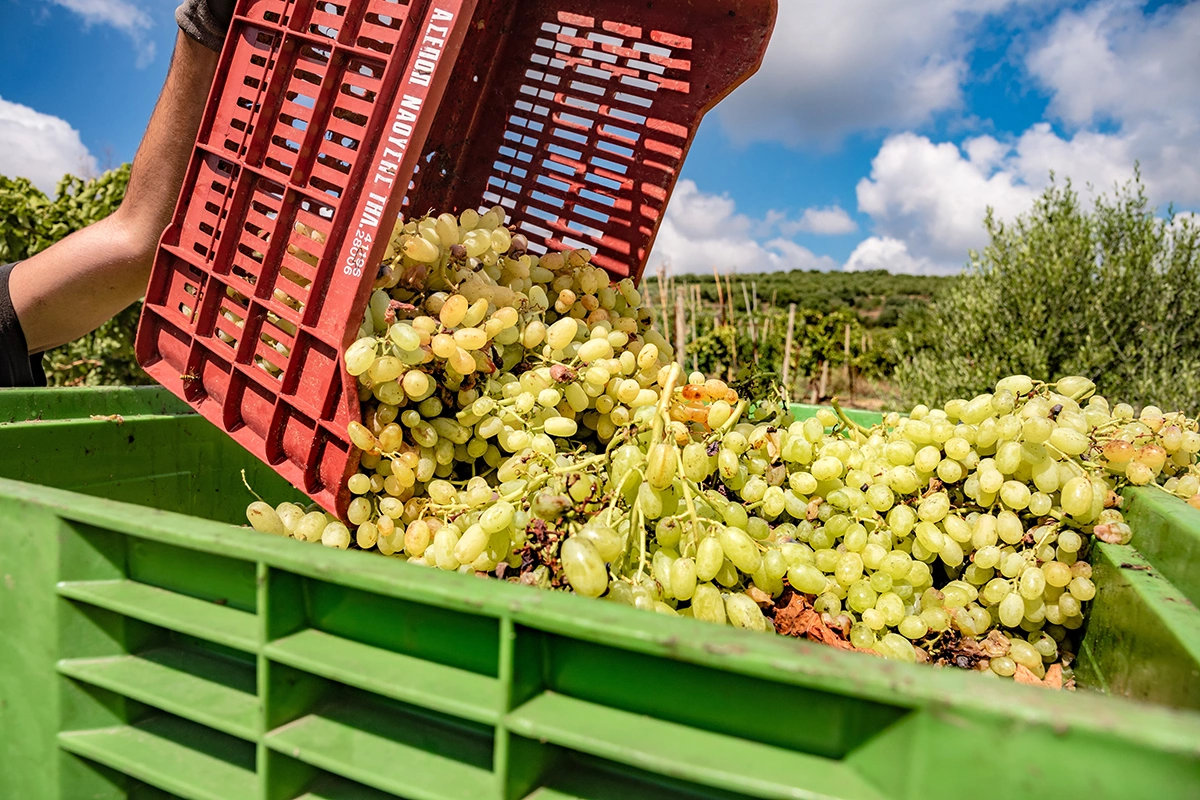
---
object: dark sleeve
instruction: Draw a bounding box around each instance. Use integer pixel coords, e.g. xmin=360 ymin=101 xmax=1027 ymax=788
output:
xmin=0 ymin=263 xmax=47 ymax=389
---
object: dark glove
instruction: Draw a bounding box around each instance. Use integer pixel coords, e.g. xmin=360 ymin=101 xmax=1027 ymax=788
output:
xmin=177 ymin=0 xmax=237 ymax=52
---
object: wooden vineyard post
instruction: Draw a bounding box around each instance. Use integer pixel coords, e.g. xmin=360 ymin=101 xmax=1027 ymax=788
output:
xmin=782 ymin=303 xmax=796 ymax=396
xmin=712 ymin=266 xmax=725 ymax=327
xmin=657 ymin=264 xmax=671 ymax=347
xmin=752 ymin=281 xmax=760 ymax=344
xmin=690 ymin=284 xmax=700 ymax=373
xmin=675 ymin=287 xmax=687 ymax=370
xmin=725 ymin=273 xmax=736 ymax=326
xmin=763 ymin=289 xmax=776 ymax=347
xmin=741 ymin=282 xmax=758 ymax=362
xmin=844 ymin=323 xmax=853 ymax=402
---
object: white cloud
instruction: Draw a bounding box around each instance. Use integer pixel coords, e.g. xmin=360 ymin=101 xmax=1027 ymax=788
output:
xmin=849 ymin=120 xmax=1200 ymax=275
xmin=649 ymin=180 xmax=840 ymax=275
xmin=686 ymin=0 xmax=1200 ymax=278
xmin=49 ymin=0 xmax=156 ymax=66
xmin=715 ymin=0 xmax=1035 ymax=147
xmin=1022 ymin=0 xmax=1200 ymax=207
xmin=1027 ymin=1 xmax=1200 ymax=130
xmin=854 ymin=132 xmax=1040 ymax=271
xmin=782 ymin=206 xmax=858 ymax=236
xmin=849 ymin=125 xmax=1150 ymax=274
xmin=845 ymin=236 xmax=944 ymax=276
xmin=0 ymin=97 xmax=97 ymax=193
xmin=848 ymin=0 xmax=1200 ymax=279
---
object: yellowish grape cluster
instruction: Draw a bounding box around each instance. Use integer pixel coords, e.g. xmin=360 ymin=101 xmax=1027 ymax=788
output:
xmin=244 ymin=206 xmax=1200 ymax=679
xmin=586 ymin=373 xmax=1200 ymax=673
xmin=248 ymin=206 xmax=678 ymax=566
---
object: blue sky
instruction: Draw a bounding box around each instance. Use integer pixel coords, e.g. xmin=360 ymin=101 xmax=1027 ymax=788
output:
xmin=2 ymin=0 xmax=1198 ymax=275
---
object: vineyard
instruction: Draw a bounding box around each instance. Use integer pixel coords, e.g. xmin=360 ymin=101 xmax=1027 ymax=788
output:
xmin=640 ymin=267 xmax=946 ymax=409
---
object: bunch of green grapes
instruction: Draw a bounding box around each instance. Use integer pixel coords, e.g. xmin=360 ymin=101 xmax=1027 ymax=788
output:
xmin=555 ymin=372 xmax=1200 ymax=675
xmin=1164 ymin=471 xmax=1200 ymax=511
xmin=246 ymin=206 xmax=678 ymax=559
xmin=242 ymin=206 xmax=1200 ymax=679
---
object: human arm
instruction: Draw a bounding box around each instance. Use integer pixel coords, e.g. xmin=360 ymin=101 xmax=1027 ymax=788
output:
xmin=7 ymin=30 xmax=219 ymax=354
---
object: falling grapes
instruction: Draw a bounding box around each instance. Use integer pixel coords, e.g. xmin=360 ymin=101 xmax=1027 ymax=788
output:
xmin=246 ymin=206 xmax=1200 ymax=684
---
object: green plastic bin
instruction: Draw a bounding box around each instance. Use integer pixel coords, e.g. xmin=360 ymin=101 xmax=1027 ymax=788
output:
xmin=2 ymin=388 xmax=1199 ymax=800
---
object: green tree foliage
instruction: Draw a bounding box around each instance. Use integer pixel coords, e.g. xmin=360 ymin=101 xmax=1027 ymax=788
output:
xmin=0 ymin=166 xmax=149 ymax=386
xmin=894 ymin=174 xmax=1200 ymax=413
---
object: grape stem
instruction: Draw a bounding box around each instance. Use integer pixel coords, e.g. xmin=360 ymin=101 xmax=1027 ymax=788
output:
xmin=553 ymin=453 xmax=609 ymax=474
xmin=629 ymin=497 xmax=647 ymax=583
xmin=674 ymin=456 xmax=705 ymax=535
xmin=831 ymin=398 xmax=871 ymax=438
xmin=607 ymin=468 xmax=636 ymax=513
xmin=240 ymin=470 xmax=266 ymax=503
xmin=651 ymin=363 xmax=683 ymax=445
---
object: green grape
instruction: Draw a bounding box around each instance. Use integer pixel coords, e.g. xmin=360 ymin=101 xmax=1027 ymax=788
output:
xmin=746 ymin=516 xmax=770 ymax=541
xmin=788 ymin=564 xmax=827 ymax=594
xmin=1049 ymin=427 xmax=1090 ymax=457
xmin=914 ymin=522 xmax=944 ymax=554
xmin=453 ymin=524 xmax=489 ymax=564
xmin=561 ymin=537 xmax=608 ymax=597
xmin=718 ymin=525 xmax=762 ymax=574
xmin=834 ymin=552 xmax=864 ymax=586
xmin=850 ymin=623 xmax=875 ymax=649
xmin=276 ymin=502 xmax=305 ymax=533
xmin=847 ymin=581 xmax=877 ymax=613
xmin=917 ymin=492 xmax=949 ymax=522
xmin=577 ymin=522 xmax=623 ymax=562
xmin=696 ymin=537 xmax=725 ymax=582
xmin=1019 ymin=567 xmax=1046 ymax=600
xmin=887 ymin=505 xmax=916 ymax=537
xmin=1068 ymin=576 xmax=1096 ymax=601
xmin=1060 ymin=476 xmax=1092 ymax=517
xmin=652 ymin=550 xmax=674 ymax=591
xmin=321 ymin=521 xmax=351 ymax=549
xmin=725 ymin=593 xmax=765 ymax=630
xmin=646 ymin=443 xmax=678 ymax=490
xmin=878 ymin=633 xmax=917 ymax=662
xmin=1009 ymin=639 xmax=1044 ymax=676
xmin=295 ymin=511 xmax=328 ymax=542
xmin=813 ymin=592 xmax=841 ymax=615
xmin=713 ymin=559 xmax=740 ymax=588
xmin=998 ymin=592 xmax=1025 ymax=627
xmin=670 ymin=558 xmax=698 ymax=601
xmin=251 ymin=230 xmax=1197 ymax=686
xmin=722 ymin=502 xmax=749 ymax=530
xmin=691 ymin=583 xmax=726 ymax=624
xmin=898 ymin=615 xmax=928 ymax=640
xmin=990 ymin=656 xmax=1016 ymax=677
xmin=246 ymin=501 xmax=286 ymax=536
xmin=921 ymin=606 xmax=951 ymax=632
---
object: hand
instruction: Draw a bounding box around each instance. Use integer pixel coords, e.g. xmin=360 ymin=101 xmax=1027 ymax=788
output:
xmin=177 ymin=0 xmax=236 ymax=51
xmin=208 ymin=0 xmax=235 ymax=28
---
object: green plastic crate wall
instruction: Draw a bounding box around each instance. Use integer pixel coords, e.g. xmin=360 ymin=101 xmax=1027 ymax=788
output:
xmin=2 ymin=387 xmax=1199 ymax=800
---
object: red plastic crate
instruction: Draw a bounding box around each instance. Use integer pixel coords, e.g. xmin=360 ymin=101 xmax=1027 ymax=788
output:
xmin=136 ymin=0 xmax=777 ymax=515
